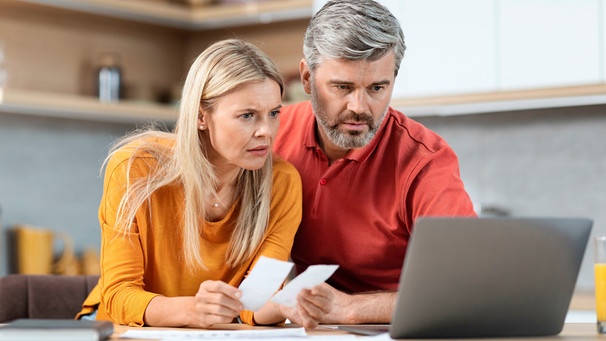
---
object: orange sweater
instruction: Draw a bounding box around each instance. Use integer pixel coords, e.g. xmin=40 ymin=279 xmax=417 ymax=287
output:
xmin=78 ymin=139 xmax=302 ymax=326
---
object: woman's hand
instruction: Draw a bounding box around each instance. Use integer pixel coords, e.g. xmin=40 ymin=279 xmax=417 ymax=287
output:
xmin=190 ymin=280 xmax=243 ymax=328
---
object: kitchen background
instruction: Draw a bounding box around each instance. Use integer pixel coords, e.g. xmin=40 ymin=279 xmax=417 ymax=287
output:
xmin=0 ymin=0 xmax=604 ymax=294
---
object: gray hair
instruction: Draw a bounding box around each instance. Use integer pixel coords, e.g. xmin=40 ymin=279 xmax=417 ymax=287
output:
xmin=303 ymin=0 xmax=406 ymax=76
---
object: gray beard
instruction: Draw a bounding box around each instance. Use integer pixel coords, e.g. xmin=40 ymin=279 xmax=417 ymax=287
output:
xmin=311 ymin=87 xmax=387 ymax=150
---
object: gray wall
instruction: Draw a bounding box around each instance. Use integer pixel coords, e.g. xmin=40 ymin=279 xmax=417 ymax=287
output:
xmin=1 ymin=104 xmax=604 ymax=290
xmin=416 ymin=104 xmax=606 ymax=290
xmin=0 ymin=113 xmax=136 ymax=275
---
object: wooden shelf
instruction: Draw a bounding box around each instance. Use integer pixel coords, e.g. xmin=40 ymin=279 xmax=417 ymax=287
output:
xmin=0 ymin=89 xmax=177 ymax=124
xmin=392 ymin=83 xmax=606 ymax=117
xmin=20 ymin=0 xmax=313 ymax=30
xmin=3 ymin=84 xmax=606 ymax=124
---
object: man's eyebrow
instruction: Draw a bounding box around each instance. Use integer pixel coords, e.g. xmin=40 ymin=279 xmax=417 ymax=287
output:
xmin=327 ymin=79 xmax=392 ymax=86
xmin=328 ymin=79 xmax=353 ymax=85
xmin=371 ymin=80 xmax=391 ymax=86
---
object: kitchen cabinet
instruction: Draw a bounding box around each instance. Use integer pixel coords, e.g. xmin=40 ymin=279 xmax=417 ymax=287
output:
xmin=376 ymin=0 xmax=606 ymax=116
xmin=386 ymin=0 xmax=602 ymax=97
xmin=389 ymin=0 xmax=497 ymax=99
xmin=498 ymin=0 xmax=601 ymax=90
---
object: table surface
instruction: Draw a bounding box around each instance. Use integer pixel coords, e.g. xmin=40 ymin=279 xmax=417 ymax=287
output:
xmin=110 ymin=291 xmax=602 ymax=340
xmin=110 ymin=321 xmax=603 ymax=340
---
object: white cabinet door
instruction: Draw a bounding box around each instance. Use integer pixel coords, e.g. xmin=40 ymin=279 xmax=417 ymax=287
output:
xmin=498 ymin=0 xmax=601 ymax=90
xmin=312 ymin=0 xmax=603 ymax=100
xmin=388 ymin=0 xmax=497 ymax=98
xmin=312 ymin=0 xmax=497 ymax=99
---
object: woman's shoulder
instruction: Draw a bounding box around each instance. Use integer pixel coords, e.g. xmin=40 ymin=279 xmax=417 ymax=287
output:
xmin=272 ymin=156 xmax=302 ymax=185
xmin=270 ymin=156 xmax=302 ymax=204
xmin=106 ymin=132 xmax=175 ymax=171
xmin=272 ymin=156 xmax=300 ymax=176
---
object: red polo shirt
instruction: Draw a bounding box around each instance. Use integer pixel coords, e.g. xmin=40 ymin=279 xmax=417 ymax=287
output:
xmin=274 ymin=101 xmax=476 ymax=293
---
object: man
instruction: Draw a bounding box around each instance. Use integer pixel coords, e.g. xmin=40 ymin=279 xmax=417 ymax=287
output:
xmin=274 ymin=0 xmax=477 ymax=324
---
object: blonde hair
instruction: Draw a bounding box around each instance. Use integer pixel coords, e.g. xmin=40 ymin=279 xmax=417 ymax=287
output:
xmin=105 ymin=39 xmax=284 ymax=269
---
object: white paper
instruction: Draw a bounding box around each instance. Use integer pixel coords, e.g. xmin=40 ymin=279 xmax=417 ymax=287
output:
xmin=120 ymin=327 xmax=307 ymax=340
xmin=238 ymin=256 xmax=293 ymax=311
xmin=271 ymin=265 xmax=339 ymax=307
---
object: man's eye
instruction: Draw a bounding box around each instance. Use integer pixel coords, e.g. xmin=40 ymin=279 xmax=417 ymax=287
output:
xmin=269 ymin=110 xmax=280 ymax=118
xmin=240 ymin=113 xmax=253 ymax=119
xmin=372 ymin=85 xmax=385 ymax=92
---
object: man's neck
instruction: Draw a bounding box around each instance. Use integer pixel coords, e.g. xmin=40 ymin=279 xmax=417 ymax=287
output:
xmin=315 ymin=125 xmax=351 ymax=163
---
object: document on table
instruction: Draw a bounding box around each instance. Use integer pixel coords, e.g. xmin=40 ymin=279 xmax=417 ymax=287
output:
xmin=120 ymin=328 xmax=358 ymax=340
xmin=121 ymin=327 xmax=306 ymax=340
xmin=237 ymin=256 xmax=339 ymax=311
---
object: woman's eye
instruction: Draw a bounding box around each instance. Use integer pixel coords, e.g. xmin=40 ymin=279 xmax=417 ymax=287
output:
xmin=240 ymin=113 xmax=253 ymax=119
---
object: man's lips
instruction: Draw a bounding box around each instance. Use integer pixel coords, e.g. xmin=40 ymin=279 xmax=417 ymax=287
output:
xmin=342 ymin=121 xmax=368 ymax=131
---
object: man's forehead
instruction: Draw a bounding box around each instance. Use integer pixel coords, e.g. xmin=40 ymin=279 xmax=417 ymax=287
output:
xmin=315 ymin=55 xmax=396 ymax=83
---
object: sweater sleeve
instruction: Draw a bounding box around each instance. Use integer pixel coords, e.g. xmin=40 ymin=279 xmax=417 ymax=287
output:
xmin=238 ymin=158 xmax=303 ymax=325
xmin=96 ymin=150 xmax=160 ymax=326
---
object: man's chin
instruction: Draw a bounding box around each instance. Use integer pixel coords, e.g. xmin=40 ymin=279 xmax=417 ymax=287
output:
xmin=331 ymin=134 xmax=372 ymax=149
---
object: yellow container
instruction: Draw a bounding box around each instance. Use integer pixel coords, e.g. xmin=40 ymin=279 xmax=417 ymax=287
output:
xmin=595 ymin=236 xmax=606 ymax=333
xmin=13 ymin=224 xmax=73 ymax=275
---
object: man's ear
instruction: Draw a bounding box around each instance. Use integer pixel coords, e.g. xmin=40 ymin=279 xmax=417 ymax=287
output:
xmin=299 ymin=58 xmax=312 ymax=95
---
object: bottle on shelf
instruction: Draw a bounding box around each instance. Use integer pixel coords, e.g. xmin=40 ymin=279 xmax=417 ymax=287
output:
xmin=96 ymin=52 xmax=122 ymax=103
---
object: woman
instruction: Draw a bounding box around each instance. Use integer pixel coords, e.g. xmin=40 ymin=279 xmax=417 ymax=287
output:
xmin=78 ymin=39 xmax=331 ymax=328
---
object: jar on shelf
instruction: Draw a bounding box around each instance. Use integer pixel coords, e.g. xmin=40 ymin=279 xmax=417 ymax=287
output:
xmin=96 ymin=52 xmax=122 ymax=103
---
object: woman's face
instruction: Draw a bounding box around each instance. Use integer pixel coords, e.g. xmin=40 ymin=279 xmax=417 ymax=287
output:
xmin=200 ymin=78 xmax=282 ymax=172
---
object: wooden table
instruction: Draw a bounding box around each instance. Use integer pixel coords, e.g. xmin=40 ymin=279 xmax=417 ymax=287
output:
xmin=111 ymin=322 xmax=602 ymax=340
xmin=111 ymin=291 xmax=602 ymax=340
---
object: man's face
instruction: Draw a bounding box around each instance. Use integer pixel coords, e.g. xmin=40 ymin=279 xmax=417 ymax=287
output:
xmin=302 ymin=53 xmax=396 ymax=152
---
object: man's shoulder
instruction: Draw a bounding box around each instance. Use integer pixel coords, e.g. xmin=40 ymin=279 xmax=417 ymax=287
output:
xmin=281 ymin=100 xmax=312 ymax=112
xmin=384 ymin=107 xmax=452 ymax=154
xmin=275 ymin=101 xmax=313 ymax=152
xmin=280 ymin=101 xmax=312 ymax=123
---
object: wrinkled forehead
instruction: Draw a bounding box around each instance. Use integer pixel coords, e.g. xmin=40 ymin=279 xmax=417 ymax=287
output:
xmin=312 ymin=53 xmax=397 ymax=82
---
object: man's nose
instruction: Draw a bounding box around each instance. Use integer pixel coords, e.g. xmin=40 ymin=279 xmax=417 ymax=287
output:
xmin=347 ymin=89 xmax=369 ymax=114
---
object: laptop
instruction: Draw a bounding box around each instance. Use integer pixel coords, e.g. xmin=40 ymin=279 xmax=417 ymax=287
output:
xmin=339 ymin=216 xmax=592 ymax=339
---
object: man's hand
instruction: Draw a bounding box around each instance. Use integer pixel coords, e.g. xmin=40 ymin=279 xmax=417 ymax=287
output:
xmin=317 ymin=283 xmax=397 ymax=324
xmin=278 ymin=284 xmax=333 ymax=329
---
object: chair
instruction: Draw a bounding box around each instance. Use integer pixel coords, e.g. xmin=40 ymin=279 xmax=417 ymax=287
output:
xmin=0 ymin=274 xmax=99 ymax=322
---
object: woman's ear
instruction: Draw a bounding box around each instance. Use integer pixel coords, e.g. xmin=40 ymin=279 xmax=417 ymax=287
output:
xmin=299 ymin=58 xmax=312 ymax=95
xmin=198 ymin=107 xmax=207 ymax=130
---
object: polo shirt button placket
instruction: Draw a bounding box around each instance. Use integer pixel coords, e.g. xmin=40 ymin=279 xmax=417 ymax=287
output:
xmin=319 ymin=178 xmax=327 ymax=186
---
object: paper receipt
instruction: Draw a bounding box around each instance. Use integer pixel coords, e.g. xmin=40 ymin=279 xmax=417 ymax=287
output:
xmin=238 ymin=256 xmax=293 ymax=311
xmin=271 ymin=264 xmax=339 ymax=308
xmin=238 ymin=256 xmax=339 ymax=311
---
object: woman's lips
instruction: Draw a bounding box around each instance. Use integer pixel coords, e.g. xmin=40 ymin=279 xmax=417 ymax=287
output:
xmin=248 ymin=145 xmax=269 ymax=156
